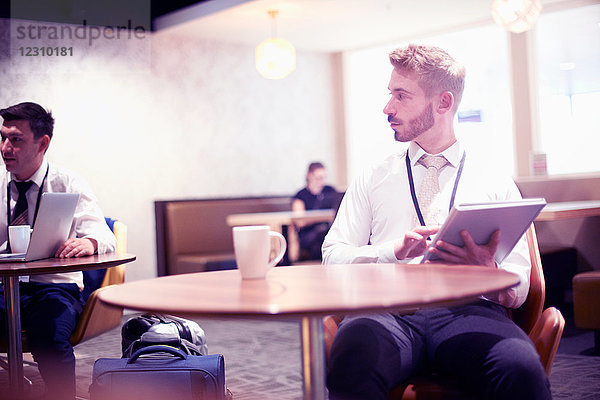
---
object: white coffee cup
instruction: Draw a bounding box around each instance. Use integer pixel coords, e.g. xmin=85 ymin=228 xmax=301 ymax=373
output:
xmin=233 ymin=225 xmax=287 ymax=279
xmin=9 ymin=225 xmax=32 ymax=253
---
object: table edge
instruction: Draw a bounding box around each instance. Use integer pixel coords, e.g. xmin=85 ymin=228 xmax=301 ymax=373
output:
xmin=0 ymin=253 xmax=136 ymax=277
xmin=97 ymin=263 xmax=519 ymax=318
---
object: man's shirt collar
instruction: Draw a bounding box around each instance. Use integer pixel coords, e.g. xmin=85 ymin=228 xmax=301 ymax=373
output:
xmin=408 ymin=141 xmax=463 ymax=168
xmin=10 ymin=158 xmax=48 ymax=188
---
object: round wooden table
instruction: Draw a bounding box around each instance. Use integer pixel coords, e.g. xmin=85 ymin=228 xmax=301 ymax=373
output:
xmin=0 ymin=253 xmax=136 ymax=396
xmin=98 ymin=263 xmax=519 ymax=400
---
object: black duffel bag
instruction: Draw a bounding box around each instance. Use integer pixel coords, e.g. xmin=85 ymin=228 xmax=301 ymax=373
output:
xmin=121 ymin=313 xmax=209 ymax=358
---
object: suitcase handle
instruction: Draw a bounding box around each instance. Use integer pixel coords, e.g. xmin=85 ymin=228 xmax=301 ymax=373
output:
xmin=127 ymin=345 xmax=187 ymax=363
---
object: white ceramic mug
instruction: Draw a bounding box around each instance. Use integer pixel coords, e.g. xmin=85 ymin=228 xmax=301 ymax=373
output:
xmin=233 ymin=225 xmax=287 ymax=279
xmin=9 ymin=225 xmax=32 ymax=253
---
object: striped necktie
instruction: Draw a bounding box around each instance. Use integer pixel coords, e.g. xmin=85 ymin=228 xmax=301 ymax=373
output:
xmin=11 ymin=181 xmax=34 ymax=226
xmin=415 ymin=154 xmax=448 ymax=226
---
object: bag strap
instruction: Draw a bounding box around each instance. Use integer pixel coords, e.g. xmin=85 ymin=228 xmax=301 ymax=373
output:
xmin=142 ymin=312 xmax=169 ymax=324
xmin=127 ymin=345 xmax=187 ymax=363
xmin=123 ymin=332 xmax=203 ymax=358
xmin=170 ymin=317 xmax=193 ymax=342
xmin=180 ymin=338 xmax=202 ymax=356
xmin=142 ymin=313 xmax=193 ymax=341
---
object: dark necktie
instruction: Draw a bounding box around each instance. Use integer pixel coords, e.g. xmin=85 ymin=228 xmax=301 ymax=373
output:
xmin=12 ymin=181 xmax=34 ymax=226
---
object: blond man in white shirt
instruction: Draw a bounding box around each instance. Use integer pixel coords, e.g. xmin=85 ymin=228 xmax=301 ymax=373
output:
xmin=323 ymin=45 xmax=550 ymax=400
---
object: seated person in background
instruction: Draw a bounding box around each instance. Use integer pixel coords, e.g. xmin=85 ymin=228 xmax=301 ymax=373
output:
xmin=292 ymin=162 xmax=338 ymax=261
xmin=0 ymin=102 xmax=116 ymax=400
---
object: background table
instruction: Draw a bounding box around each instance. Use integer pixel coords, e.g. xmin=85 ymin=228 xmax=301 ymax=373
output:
xmin=226 ymin=209 xmax=336 ymax=230
xmin=534 ymin=200 xmax=600 ymax=312
xmin=0 ymin=253 xmax=136 ymax=396
xmin=227 ymin=209 xmax=336 ymax=263
xmin=536 ymin=200 xmax=600 ymax=221
xmin=98 ymin=263 xmax=519 ymax=400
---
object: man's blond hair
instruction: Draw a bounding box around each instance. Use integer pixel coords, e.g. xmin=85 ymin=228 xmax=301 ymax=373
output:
xmin=389 ymin=44 xmax=466 ymax=110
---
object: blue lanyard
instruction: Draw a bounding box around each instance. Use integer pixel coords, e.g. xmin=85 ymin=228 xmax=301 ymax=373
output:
xmin=6 ymin=164 xmax=49 ymax=230
xmin=406 ymin=151 xmax=466 ymax=226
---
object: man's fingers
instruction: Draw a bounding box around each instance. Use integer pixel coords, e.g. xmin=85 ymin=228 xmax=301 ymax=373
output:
xmin=460 ymin=230 xmax=478 ymax=252
xmin=56 ymin=238 xmax=94 ymax=258
xmin=413 ymin=225 xmax=440 ymax=236
xmin=435 ymin=240 xmax=467 ymax=258
xmin=429 ymin=247 xmax=462 ymax=264
xmin=487 ymin=230 xmax=501 ymax=252
xmin=405 ymin=231 xmax=426 ymax=241
xmin=434 ymin=230 xmax=500 ymax=267
xmin=54 ymin=245 xmax=65 ymax=258
xmin=55 ymin=238 xmax=75 ymax=257
xmin=460 ymin=229 xmax=500 ymax=252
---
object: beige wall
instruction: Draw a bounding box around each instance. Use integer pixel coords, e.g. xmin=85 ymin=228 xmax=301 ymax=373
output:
xmin=0 ymin=19 xmax=344 ymax=281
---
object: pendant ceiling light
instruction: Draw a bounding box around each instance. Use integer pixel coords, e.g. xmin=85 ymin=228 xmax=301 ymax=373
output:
xmin=491 ymin=0 xmax=542 ymax=34
xmin=255 ymin=10 xmax=296 ymax=79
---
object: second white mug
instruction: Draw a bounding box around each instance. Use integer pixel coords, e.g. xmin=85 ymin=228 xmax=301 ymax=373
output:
xmin=9 ymin=225 xmax=32 ymax=253
xmin=233 ymin=225 xmax=287 ymax=279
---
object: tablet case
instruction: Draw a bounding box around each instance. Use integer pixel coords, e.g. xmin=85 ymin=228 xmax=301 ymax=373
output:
xmin=422 ymin=198 xmax=546 ymax=263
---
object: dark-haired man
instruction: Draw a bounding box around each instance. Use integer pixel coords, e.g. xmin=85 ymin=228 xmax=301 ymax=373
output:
xmin=323 ymin=45 xmax=551 ymax=399
xmin=0 ymin=102 xmax=116 ymax=399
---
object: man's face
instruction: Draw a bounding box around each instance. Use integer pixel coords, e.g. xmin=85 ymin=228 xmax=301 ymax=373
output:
xmin=307 ymin=168 xmax=326 ymax=194
xmin=383 ymin=68 xmax=435 ymax=143
xmin=1 ymin=120 xmax=48 ymax=180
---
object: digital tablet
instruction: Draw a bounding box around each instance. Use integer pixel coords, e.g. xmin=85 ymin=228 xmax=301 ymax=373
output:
xmin=421 ymin=198 xmax=547 ymax=264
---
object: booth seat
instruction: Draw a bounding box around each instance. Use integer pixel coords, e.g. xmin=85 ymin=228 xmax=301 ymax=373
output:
xmin=573 ymin=271 xmax=600 ymax=354
xmin=155 ymin=196 xmax=292 ymax=276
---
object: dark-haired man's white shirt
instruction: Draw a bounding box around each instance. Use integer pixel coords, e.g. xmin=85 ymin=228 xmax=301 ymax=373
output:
xmin=322 ymin=141 xmax=530 ymax=309
xmin=0 ymin=158 xmax=116 ymax=289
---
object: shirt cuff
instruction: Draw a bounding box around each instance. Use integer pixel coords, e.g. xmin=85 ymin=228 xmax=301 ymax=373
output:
xmin=377 ymin=241 xmax=405 ymax=263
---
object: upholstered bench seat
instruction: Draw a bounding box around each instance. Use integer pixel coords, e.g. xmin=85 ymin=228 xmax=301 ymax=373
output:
xmin=155 ymin=197 xmax=293 ymax=275
xmin=573 ymin=271 xmax=600 ymax=354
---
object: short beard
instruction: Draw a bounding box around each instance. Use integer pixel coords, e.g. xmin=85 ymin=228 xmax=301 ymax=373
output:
xmin=394 ymin=102 xmax=435 ymax=143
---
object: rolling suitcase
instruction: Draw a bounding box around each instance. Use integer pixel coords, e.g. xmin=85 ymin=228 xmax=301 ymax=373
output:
xmin=90 ymin=345 xmax=228 ymax=400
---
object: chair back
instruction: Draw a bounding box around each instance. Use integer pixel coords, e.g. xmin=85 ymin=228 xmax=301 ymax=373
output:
xmin=511 ymin=224 xmax=545 ymax=335
xmin=81 ymin=218 xmax=128 ymax=301
xmin=509 ymin=224 xmax=564 ymax=375
xmin=70 ymin=218 xmax=128 ymax=345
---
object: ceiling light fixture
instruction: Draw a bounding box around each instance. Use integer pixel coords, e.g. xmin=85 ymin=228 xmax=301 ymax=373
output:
xmin=255 ymin=10 xmax=296 ymax=80
xmin=491 ymin=0 xmax=542 ymax=34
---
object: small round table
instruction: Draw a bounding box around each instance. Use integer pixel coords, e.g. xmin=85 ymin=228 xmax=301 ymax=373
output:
xmin=0 ymin=253 xmax=136 ymax=396
xmin=98 ymin=262 xmax=519 ymax=400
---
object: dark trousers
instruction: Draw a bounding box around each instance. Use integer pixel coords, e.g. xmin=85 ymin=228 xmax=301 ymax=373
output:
xmin=327 ymin=300 xmax=551 ymax=400
xmin=0 ymin=282 xmax=84 ymax=400
xmin=298 ymin=222 xmax=330 ymax=261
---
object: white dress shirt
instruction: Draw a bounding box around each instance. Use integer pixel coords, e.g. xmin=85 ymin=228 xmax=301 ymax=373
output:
xmin=1 ymin=158 xmax=117 ymax=289
xmin=322 ymin=141 xmax=530 ymax=308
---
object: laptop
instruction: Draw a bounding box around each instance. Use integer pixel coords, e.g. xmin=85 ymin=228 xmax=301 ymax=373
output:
xmin=0 ymin=192 xmax=80 ymax=262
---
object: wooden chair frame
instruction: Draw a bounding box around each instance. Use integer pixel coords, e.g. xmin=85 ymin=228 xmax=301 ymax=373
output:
xmin=324 ymin=224 xmax=565 ymax=399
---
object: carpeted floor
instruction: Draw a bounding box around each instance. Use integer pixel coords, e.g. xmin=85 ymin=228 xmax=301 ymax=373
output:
xmin=2 ymin=312 xmax=600 ymax=399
